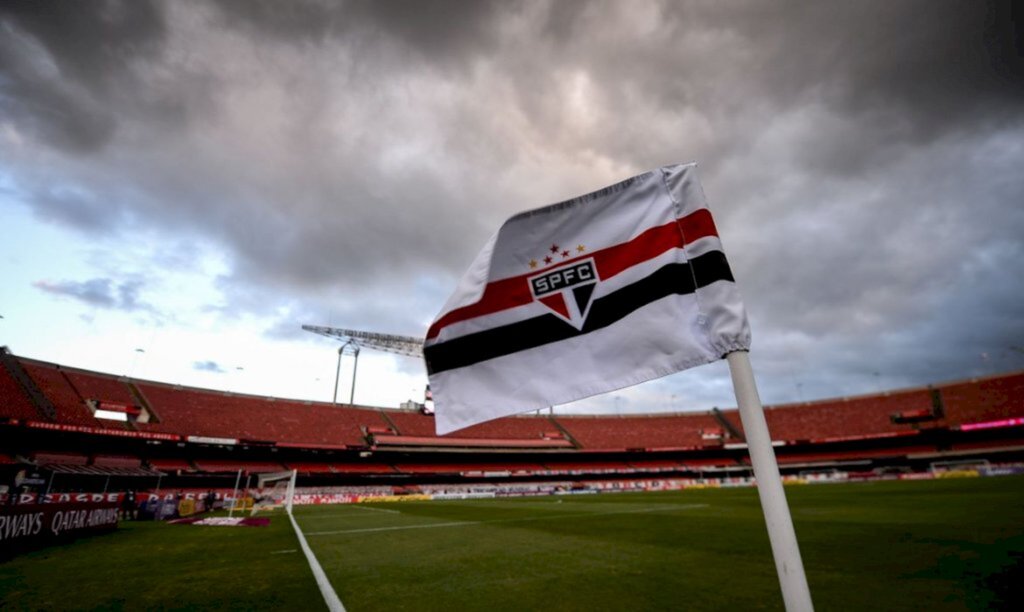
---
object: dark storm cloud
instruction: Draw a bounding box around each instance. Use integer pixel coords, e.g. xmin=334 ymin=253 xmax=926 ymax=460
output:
xmin=213 ymin=0 xmax=504 ymax=59
xmin=0 ymin=0 xmax=169 ymax=152
xmin=3 ymin=0 xmax=1023 ymax=409
xmin=729 ymin=0 xmax=1024 ymax=174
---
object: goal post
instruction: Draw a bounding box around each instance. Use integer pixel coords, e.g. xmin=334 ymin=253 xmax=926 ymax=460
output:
xmin=286 ymin=468 xmax=296 ymax=515
xmin=253 ymin=469 xmax=298 ymax=515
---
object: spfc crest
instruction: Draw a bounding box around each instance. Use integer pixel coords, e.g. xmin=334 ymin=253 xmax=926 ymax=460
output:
xmin=528 ymin=258 xmax=599 ymax=329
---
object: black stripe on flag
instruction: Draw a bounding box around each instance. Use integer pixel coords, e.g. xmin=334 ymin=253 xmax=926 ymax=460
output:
xmin=424 ymin=250 xmax=735 ymax=375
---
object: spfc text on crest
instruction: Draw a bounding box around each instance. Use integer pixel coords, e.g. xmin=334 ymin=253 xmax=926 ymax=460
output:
xmin=528 ymin=258 xmax=599 ymax=328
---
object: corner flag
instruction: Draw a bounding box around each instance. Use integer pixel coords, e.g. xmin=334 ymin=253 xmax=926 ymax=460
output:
xmin=424 ymin=162 xmax=814 ymax=611
xmin=424 ymin=163 xmax=750 ymax=435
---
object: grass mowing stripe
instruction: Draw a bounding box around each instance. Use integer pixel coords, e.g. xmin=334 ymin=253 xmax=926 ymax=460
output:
xmin=305 ymin=503 xmax=708 ymax=536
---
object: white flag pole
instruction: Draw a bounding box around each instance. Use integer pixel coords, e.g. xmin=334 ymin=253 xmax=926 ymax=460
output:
xmin=727 ymin=350 xmax=814 ymax=612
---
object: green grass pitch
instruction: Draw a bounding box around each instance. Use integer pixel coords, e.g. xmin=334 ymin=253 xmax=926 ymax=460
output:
xmin=2 ymin=475 xmax=1022 ymax=610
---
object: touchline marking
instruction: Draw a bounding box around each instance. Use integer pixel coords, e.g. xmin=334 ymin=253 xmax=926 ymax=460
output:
xmin=306 ymin=503 xmax=708 ymax=536
xmin=288 ymin=512 xmax=346 ymax=612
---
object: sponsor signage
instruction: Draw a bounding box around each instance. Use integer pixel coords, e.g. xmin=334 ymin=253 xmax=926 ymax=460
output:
xmin=186 ymin=435 xmax=238 ymax=445
xmin=15 ymin=470 xmax=46 ymax=486
xmin=25 ymin=420 xmax=179 ymax=441
xmin=169 ymin=516 xmax=270 ymax=527
xmin=358 ymin=494 xmax=432 ymax=503
xmin=5 ymin=492 xmax=122 ymax=505
xmin=291 ymin=494 xmax=360 ymax=505
xmin=430 ymin=492 xmax=496 ymax=501
xmin=959 ymin=417 xmax=1024 ymax=431
xmin=0 ymin=501 xmax=119 ymax=558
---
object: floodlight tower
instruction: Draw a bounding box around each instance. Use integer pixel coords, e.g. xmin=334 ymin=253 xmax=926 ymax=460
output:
xmin=302 ymin=325 xmax=424 ymax=405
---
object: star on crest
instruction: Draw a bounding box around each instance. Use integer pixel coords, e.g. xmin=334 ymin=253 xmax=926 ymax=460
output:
xmin=530 ymin=241 xmax=589 ymax=271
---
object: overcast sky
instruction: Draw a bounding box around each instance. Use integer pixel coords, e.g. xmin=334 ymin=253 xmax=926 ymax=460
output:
xmin=1 ymin=0 xmax=1022 ymax=416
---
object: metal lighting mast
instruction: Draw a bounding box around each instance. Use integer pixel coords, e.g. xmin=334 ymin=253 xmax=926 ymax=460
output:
xmin=302 ymin=325 xmax=424 ymax=405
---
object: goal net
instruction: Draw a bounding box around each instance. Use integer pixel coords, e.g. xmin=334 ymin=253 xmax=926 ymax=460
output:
xmin=252 ymin=469 xmax=297 ymax=514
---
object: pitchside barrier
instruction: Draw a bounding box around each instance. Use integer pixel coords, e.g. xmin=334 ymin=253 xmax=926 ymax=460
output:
xmin=0 ymin=500 xmax=119 ymax=559
xmin=930 ymin=459 xmax=989 ymax=478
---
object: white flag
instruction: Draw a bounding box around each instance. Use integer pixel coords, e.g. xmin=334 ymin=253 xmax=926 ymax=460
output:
xmin=424 ymin=163 xmax=750 ymax=435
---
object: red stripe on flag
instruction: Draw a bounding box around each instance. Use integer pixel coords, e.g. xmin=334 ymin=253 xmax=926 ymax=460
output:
xmin=425 ymin=209 xmax=718 ymax=340
xmin=593 ymin=209 xmax=717 ymax=279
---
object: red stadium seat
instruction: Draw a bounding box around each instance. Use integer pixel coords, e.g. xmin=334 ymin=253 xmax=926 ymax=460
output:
xmin=0 ymin=363 xmax=41 ymax=421
xmin=555 ymin=413 xmax=722 ymax=450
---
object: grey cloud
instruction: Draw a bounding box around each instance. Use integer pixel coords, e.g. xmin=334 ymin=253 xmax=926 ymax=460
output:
xmin=0 ymin=0 xmax=168 ymax=152
xmin=34 ymin=277 xmax=155 ymax=313
xmin=28 ymin=184 xmax=122 ymax=231
xmin=4 ymin=1 xmax=1024 ymax=411
xmin=213 ymin=0 xmax=505 ymax=62
xmin=192 ymin=360 xmax=226 ymax=373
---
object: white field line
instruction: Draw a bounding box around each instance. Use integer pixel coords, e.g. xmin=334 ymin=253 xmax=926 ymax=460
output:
xmin=347 ymin=504 xmax=401 ymax=514
xmin=305 ymin=503 xmax=708 ymax=537
xmin=299 ymin=508 xmax=403 ymax=520
xmin=288 ymin=511 xmax=346 ymax=612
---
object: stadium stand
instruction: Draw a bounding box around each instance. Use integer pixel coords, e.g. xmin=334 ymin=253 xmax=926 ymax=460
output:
xmin=286 ymin=462 xmax=336 ymax=474
xmin=555 ymin=413 xmax=723 ymax=450
xmin=680 ymin=457 xmax=741 ymax=468
xmin=132 ymin=381 xmax=386 ymax=446
xmin=626 ymin=458 xmax=686 ymax=470
xmin=372 ymin=435 xmax=574 ymax=449
xmin=938 ymin=373 xmax=1024 ymax=425
xmin=751 ymin=389 xmax=938 ymax=443
xmin=1 ymin=349 xmax=1022 ymax=492
xmin=92 ymin=455 xmax=143 ymax=469
xmin=393 ymin=462 xmax=548 ymax=474
xmin=374 ymin=408 xmax=575 ymax=448
xmin=33 ymin=451 xmax=88 ymax=466
xmin=192 ymin=460 xmax=288 ymax=474
xmin=541 ymin=460 xmax=631 ymax=472
xmin=21 ymin=363 xmax=102 ymax=427
xmin=774 ymin=446 xmax=938 ymax=465
xmin=383 ymin=409 xmax=567 ymax=439
xmin=149 ymin=458 xmax=195 ymax=473
xmin=62 ymin=370 xmax=139 ymax=409
xmin=950 ymin=438 xmax=1024 ymax=452
xmin=0 ymin=347 xmax=55 ymax=421
xmin=329 ymin=462 xmax=397 ymax=474
xmin=0 ymin=361 xmax=40 ymax=421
